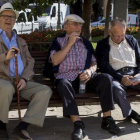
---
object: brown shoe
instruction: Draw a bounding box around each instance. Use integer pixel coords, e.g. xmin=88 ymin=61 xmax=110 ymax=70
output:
xmin=12 ymin=126 xmax=32 ymax=140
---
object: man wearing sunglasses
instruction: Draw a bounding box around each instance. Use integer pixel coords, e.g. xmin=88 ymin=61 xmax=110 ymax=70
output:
xmin=96 ymin=18 xmax=140 ymax=129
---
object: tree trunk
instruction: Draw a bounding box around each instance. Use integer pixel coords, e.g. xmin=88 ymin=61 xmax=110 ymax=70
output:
xmin=82 ymin=0 xmax=92 ymax=40
xmin=104 ymin=0 xmax=112 ymax=37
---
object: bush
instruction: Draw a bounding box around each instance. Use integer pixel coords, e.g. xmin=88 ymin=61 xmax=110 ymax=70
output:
xmin=19 ymin=29 xmax=66 ymax=43
xmin=19 ymin=27 xmax=139 ymax=44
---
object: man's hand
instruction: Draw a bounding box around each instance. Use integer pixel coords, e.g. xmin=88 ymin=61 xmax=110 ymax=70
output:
xmin=121 ymin=75 xmax=133 ymax=86
xmin=6 ymin=47 xmax=20 ymax=60
xmin=67 ymin=32 xmax=80 ymax=46
xmin=17 ymin=79 xmax=26 ymax=90
xmin=131 ymin=74 xmax=140 ymax=86
xmin=79 ymin=69 xmax=92 ymax=83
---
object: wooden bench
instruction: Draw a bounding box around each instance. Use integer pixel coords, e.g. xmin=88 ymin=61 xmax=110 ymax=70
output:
xmin=10 ymin=50 xmax=140 ymax=110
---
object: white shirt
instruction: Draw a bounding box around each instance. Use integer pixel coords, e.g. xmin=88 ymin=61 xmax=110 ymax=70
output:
xmin=109 ymin=37 xmax=137 ymax=70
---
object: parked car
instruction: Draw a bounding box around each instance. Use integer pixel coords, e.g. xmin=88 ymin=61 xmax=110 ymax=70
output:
xmin=37 ymin=3 xmax=70 ymax=30
xmin=13 ymin=9 xmax=39 ymax=34
xmin=91 ymin=16 xmax=112 ymax=27
xmin=91 ymin=14 xmax=139 ymax=27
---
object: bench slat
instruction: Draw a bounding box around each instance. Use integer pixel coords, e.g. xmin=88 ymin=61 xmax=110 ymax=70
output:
xmin=10 ymin=50 xmax=140 ymax=110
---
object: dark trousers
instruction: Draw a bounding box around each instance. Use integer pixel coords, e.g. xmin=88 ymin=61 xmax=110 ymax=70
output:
xmin=55 ymin=73 xmax=115 ymax=117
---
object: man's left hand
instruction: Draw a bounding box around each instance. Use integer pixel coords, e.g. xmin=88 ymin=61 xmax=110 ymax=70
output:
xmin=79 ymin=69 xmax=92 ymax=83
xmin=17 ymin=79 xmax=27 ymax=90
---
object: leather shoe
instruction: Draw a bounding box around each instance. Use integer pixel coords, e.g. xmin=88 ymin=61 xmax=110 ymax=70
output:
xmin=71 ymin=121 xmax=85 ymax=140
xmin=101 ymin=117 xmax=122 ymax=136
xmin=12 ymin=126 xmax=32 ymax=140
xmin=128 ymin=114 xmax=140 ymax=125
xmin=0 ymin=128 xmax=9 ymax=140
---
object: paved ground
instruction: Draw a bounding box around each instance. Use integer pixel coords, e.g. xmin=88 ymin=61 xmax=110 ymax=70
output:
xmin=7 ymin=102 xmax=140 ymax=140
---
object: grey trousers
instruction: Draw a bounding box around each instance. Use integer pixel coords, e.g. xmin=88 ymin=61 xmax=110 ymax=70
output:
xmin=0 ymin=79 xmax=52 ymax=127
xmin=112 ymin=79 xmax=140 ymax=118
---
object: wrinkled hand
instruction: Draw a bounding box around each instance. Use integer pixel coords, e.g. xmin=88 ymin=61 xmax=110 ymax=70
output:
xmin=67 ymin=32 xmax=80 ymax=46
xmin=79 ymin=69 xmax=92 ymax=83
xmin=17 ymin=79 xmax=26 ymax=90
xmin=121 ymin=75 xmax=133 ymax=86
xmin=6 ymin=47 xmax=20 ymax=60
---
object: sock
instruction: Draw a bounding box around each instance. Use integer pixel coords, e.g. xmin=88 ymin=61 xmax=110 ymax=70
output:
xmin=129 ymin=110 xmax=138 ymax=119
xmin=0 ymin=120 xmax=6 ymax=130
xmin=18 ymin=121 xmax=30 ymax=130
xmin=103 ymin=116 xmax=112 ymax=120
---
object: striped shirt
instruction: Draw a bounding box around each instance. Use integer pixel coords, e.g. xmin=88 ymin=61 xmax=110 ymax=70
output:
xmin=50 ymin=34 xmax=96 ymax=81
xmin=109 ymin=37 xmax=137 ymax=70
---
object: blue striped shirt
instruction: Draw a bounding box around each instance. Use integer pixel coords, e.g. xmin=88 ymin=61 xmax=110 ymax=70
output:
xmin=0 ymin=28 xmax=24 ymax=77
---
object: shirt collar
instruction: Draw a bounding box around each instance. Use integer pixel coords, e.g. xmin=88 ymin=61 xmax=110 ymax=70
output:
xmin=0 ymin=28 xmax=17 ymax=38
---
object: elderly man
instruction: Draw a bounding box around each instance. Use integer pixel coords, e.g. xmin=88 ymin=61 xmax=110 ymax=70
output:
xmin=44 ymin=14 xmax=122 ymax=140
xmin=96 ymin=19 xmax=140 ymax=127
xmin=0 ymin=3 xmax=52 ymax=140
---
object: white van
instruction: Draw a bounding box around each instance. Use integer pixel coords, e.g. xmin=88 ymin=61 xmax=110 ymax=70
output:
xmin=13 ymin=9 xmax=39 ymax=34
xmin=127 ymin=14 xmax=139 ymax=27
xmin=37 ymin=3 xmax=70 ymax=30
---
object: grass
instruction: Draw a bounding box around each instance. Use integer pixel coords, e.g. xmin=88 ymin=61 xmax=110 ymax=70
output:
xmin=91 ymin=36 xmax=104 ymax=42
xmin=92 ymin=43 xmax=97 ymax=49
xmin=91 ymin=36 xmax=103 ymax=49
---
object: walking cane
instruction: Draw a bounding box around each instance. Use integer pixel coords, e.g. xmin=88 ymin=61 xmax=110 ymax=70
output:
xmin=15 ymin=50 xmax=21 ymax=122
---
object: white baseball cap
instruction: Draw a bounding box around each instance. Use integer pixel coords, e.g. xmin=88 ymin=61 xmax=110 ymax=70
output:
xmin=0 ymin=2 xmax=19 ymax=19
xmin=64 ymin=14 xmax=85 ymax=24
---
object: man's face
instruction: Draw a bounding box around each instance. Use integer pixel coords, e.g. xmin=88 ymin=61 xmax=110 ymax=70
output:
xmin=108 ymin=25 xmax=126 ymax=44
xmin=0 ymin=10 xmax=16 ymax=31
xmin=65 ymin=21 xmax=82 ymax=35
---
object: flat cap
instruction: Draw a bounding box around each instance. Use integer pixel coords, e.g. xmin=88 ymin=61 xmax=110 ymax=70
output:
xmin=64 ymin=14 xmax=85 ymax=23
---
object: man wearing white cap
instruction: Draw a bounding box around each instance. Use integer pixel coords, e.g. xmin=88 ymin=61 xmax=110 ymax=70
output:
xmin=44 ymin=14 xmax=122 ymax=140
xmin=0 ymin=2 xmax=52 ymax=140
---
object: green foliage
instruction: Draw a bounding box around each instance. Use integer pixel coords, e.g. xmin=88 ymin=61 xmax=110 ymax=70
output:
xmin=129 ymin=0 xmax=140 ymax=11
xmin=12 ymin=0 xmax=77 ymax=17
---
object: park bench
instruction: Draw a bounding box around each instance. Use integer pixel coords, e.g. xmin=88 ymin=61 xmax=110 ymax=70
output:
xmin=10 ymin=43 xmax=140 ymax=110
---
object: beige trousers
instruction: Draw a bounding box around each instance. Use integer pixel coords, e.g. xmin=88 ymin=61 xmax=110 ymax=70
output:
xmin=0 ymin=79 xmax=52 ymax=127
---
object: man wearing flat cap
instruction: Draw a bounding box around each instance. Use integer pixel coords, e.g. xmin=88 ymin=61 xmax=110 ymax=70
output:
xmin=44 ymin=14 xmax=122 ymax=140
xmin=0 ymin=2 xmax=52 ymax=140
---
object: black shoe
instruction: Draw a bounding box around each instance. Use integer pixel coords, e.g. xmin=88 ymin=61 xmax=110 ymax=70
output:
xmin=12 ymin=126 xmax=32 ymax=140
xmin=71 ymin=121 xmax=85 ymax=140
xmin=0 ymin=128 xmax=9 ymax=140
xmin=101 ymin=117 xmax=122 ymax=136
xmin=129 ymin=114 xmax=140 ymax=125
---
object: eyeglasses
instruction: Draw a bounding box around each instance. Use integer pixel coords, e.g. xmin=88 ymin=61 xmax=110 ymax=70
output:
xmin=0 ymin=15 xmax=16 ymax=21
xmin=68 ymin=22 xmax=83 ymax=27
xmin=110 ymin=30 xmax=125 ymax=39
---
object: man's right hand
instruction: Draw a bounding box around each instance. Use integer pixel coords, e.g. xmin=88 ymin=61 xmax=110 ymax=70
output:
xmin=67 ymin=32 xmax=80 ymax=46
xmin=6 ymin=47 xmax=20 ymax=60
xmin=121 ymin=75 xmax=133 ymax=86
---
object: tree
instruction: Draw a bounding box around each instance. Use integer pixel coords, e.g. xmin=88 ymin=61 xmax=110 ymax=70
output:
xmin=12 ymin=0 xmax=77 ymax=17
xmin=129 ymin=0 xmax=140 ymax=11
xmin=104 ymin=0 xmax=112 ymax=37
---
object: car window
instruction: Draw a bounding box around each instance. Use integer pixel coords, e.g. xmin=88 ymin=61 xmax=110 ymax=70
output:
xmin=17 ymin=12 xmax=26 ymax=22
xmin=27 ymin=12 xmax=33 ymax=22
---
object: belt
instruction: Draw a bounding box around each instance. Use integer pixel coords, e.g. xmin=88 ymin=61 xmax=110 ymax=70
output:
xmin=116 ymin=67 xmax=136 ymax=73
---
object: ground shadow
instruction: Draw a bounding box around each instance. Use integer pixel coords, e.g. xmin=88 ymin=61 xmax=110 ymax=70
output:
xmin=7 ymin=111 xmax=140 ymax=140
